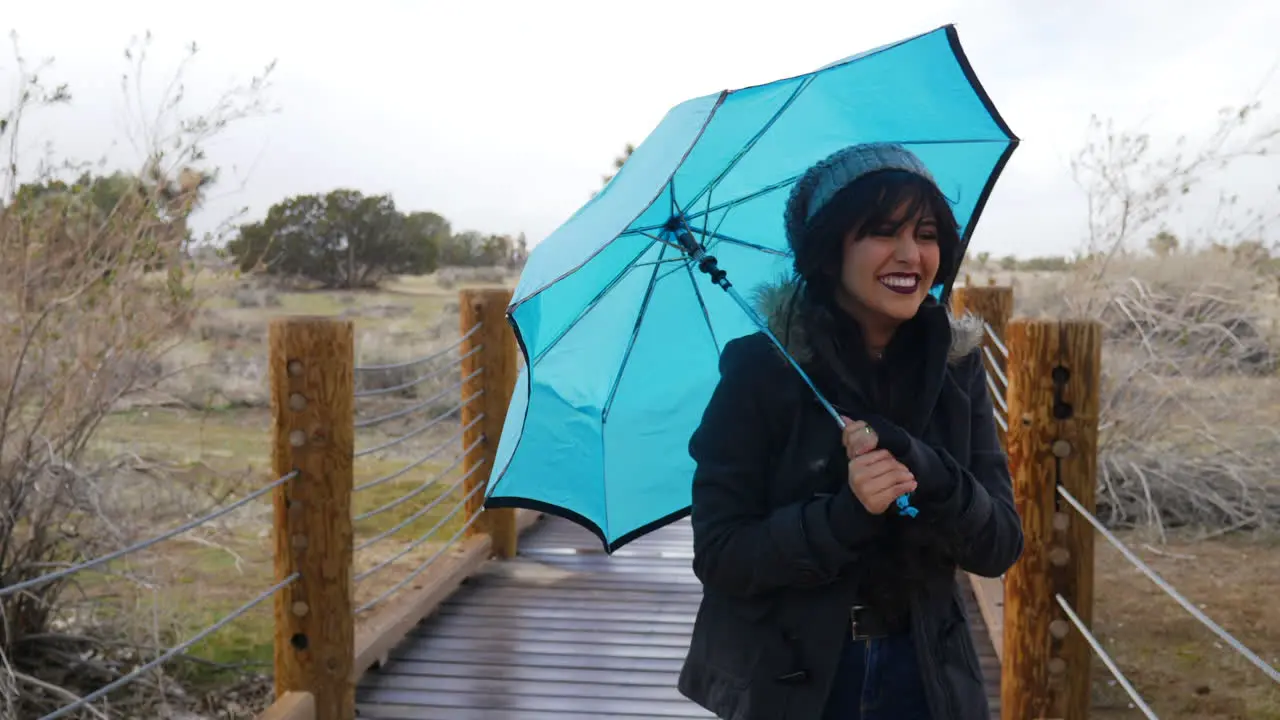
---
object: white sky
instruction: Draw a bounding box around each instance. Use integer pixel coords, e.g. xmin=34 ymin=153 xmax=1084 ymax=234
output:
xmin=4 ymin=0 xmax=1278 ymax=259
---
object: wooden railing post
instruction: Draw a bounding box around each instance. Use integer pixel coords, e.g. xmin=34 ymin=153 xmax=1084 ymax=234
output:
xmin=269 ymin=317 xmax=355 ymax=720
xmin=1002 ymin=319 xmax=1101 ymax=720
xmin=459 ymin=288 xmax=520 ymax=559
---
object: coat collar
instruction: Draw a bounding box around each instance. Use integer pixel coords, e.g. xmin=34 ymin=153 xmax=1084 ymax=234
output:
xmin=749 ymin=274 xmax=984 ymax=367
xmin=747 ymin=274 xmax=984 ymax=435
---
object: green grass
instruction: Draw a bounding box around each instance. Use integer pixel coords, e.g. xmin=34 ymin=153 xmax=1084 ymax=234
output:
xmin=82 ymin=403 xmax=475 ymax=680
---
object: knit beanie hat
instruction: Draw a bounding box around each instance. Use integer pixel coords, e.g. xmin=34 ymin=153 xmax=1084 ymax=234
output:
xmin=783 ymin=142 xmax=938 ymax=255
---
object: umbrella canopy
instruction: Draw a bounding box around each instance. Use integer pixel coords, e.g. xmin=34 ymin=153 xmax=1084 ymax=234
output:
xmin=484 ymin=24 xmax=1018 ymax=551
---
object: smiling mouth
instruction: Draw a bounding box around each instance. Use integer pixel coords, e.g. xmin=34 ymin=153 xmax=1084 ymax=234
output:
xmin=878 ymin=273 xmax=920 ymax=295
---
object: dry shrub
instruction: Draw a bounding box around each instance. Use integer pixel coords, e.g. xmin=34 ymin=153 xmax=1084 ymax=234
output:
xmin=1018 ymin=100 xmax=1280 ymax=539
xmin=0 ymin=34 xmax=274 ymax=718
xmin=353 ymin=304 xmax=469 ymax=424
xmin=435 ymin=265 xmax=509 ymax=289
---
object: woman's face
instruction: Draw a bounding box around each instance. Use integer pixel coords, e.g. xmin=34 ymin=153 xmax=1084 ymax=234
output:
xmin=834 ymin=200 xmax=941 ymax=326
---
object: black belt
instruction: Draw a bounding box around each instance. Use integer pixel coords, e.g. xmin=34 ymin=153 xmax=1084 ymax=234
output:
xmin=850 ymin=604 xmax=909 ymax=640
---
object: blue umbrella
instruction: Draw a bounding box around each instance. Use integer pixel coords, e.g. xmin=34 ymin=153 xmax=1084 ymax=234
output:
xmin=484 ymin=24 xmax=1018 ymax=551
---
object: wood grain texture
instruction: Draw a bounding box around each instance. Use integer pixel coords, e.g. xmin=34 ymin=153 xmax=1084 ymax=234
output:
xmin=270 ymin=317 xmax=355 ymax=720
xmin=459 ymin=288 xmax=519 ymax=558
xmin=1001 ymin=319 xmax=1101 ymax=720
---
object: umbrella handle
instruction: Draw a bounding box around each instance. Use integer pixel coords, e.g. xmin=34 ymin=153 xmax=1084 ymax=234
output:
xmin=833 ymin=414 xmax=919 ymax=519
xmin=671 ymin=225 xmax=920 ymax=520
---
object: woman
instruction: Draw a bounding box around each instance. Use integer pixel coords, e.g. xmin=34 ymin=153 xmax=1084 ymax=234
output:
xmin=676 ymin=143 xmax=1024 ymax=720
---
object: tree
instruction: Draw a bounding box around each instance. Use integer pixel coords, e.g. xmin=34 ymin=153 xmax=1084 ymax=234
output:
xmin=1147 ymin=230 xmax=1179 ymax=256
xmin=6 ymin=169 xmax=209 ymax=274
xmin=226 ymin=189 xmax=439 ymax=288
xmin=509 ymin=232 xmax=529 ymax=269
xmin=602 ymin=143 xmax=635 ymax=187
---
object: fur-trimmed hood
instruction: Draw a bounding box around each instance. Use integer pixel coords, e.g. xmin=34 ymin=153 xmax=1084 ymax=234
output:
xmin=748 ymin=274 xmax=984 ymax=366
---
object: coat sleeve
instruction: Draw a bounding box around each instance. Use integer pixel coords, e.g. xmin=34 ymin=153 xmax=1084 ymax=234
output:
xmin=881 ymin=353 xmax=1024 ymax=578
xmin=687 ymin=335 xmax=888 ymax=599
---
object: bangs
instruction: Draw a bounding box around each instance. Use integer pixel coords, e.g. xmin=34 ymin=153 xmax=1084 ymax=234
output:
xmin=792 ymin=168 xmax=961 ymax=290
xmin=849 ymin=171 xmax=953 ymax=240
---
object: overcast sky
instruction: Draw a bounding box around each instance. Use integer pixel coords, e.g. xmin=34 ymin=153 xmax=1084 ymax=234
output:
xmin=4 ymin=0 xmax=1278 ymax=259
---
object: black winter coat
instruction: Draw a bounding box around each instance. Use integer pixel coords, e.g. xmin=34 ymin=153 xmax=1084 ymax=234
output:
xmin=676 ymin=277 xmax=1024 ymax=720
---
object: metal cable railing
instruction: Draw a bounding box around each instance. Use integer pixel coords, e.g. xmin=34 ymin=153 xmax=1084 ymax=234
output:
xmin=354 ymin=345 xmax=482 ymax=399
xmin=981 ymin=320 xmax=1009 ymax=433
xmin=0 ymin=471 xmax=296 ymax=598
xmin=983 ymin=321 xmax=1008 ymax=360
xmin=1054 ymin=593 xmax=1159 ymax=720
xmin=354 ymin=390 xmax=483 ymax=458
xmin=349 ymin=316 xmax=493 ymax=618
xmin=1056 ymin=485 xmax=1280 ymax=685
xmin=356 ymin=499 xmax=486 ymax=614
xmin=0 ymin=470 xmax=299 ymax=719
xmin=355 ymin=368 xmax=482 ymax=430
xmin=355 ymin=435 xmax=484 ymax=522
xmin=38 ymin=573 xmax=298 ymax=720
xmin=353 ymin=464 xmax=486 ymax=586
xmin=354 ymin=413 xmax=484 ymax=495
xmin=354 ymin=322 xmax=482 ymax=373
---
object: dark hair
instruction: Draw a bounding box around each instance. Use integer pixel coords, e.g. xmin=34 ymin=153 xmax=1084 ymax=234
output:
xmin=791 ymin=168 xmax=961 ymax=304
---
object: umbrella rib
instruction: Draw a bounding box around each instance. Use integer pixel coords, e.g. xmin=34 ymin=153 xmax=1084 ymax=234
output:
xmin=672 ymin=137 xmax=1015 ymax=227
xmin=683 ymin=261 xmax=720 ymax=354
xmin=701 ymin=230 xmax=790 ymax=257
xmin=601 ymin=242 xmax=669 ymax=422
xmin=529 ymin=239 xmax=658 ymax=367
xmin=683 ymin=74 xmax=817 ymax=212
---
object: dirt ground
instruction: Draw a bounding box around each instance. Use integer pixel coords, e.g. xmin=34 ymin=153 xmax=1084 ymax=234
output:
xmin=1088 ymin=531 xmax=1280 ymax=719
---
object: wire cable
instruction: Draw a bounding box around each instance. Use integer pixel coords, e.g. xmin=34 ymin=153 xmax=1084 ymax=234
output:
xmin=981 ymin=345 xmax=1009 ymax=390
xmin=984 ymin=369 xmax=1009 ymax=416
xmin=39 ymin=573 xmax=299 ymax=720
xmin=354 ymin=390 xmax=482 ymax=459
xmin=354 ymin=463 xmax=485 ymax=584
xmin=1055 ymin=593 xmax=1159 ymax=719
xmin=354 ymin=345 xmax=482 ymax=399
xmin=1 ymin=471 xmax=296 ymax=598
xmin=983 ymin=321 xmax=1009 ymax=359
xmin=355 ymin=457 xmax=484 ymax=552
xmin=356 ymin=500 xmax=485 ymax=614
xmin=354 ymin=368 xmax=481 ymax=430
xmin=354 ymin=322 xmax=481 ymax=372
xmin=354 ymin=436 xmax=483 ymax=522
xmin=1057 ymin=485 xmax=1280 ymax=684
xmin=353 ymin=413 xmax=484 ymax=495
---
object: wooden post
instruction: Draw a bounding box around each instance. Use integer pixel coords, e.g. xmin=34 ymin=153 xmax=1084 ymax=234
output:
xmin=952 ymin=284 xmax=1014 ymax=447
xmin=459 ymin=288 xmax=520 ymax=559
xmin=270 ymin=317 xmax=355 ymax=720
xmin=1001 ymin=319 xmax=1101 ymax=720
xmin=951 ymin=284 xmax=1013 ymax=351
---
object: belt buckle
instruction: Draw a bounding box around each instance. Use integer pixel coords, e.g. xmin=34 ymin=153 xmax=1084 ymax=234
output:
xmin=850 ymin=605 xmax=866 ymax=640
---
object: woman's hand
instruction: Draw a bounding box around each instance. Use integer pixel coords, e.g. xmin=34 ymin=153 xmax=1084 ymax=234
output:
xmin=841 ymin=417 xmax=917 ymax=515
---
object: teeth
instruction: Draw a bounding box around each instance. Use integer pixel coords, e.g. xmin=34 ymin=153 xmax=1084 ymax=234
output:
xmin=879 ymin=275 xmax=918 ymax=289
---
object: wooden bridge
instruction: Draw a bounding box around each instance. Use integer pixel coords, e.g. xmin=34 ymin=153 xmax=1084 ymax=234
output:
xmin=248 ymin=283 xmax=1098 ymax=720
xmin=352 ymin=514 xmax=1003 ymax=720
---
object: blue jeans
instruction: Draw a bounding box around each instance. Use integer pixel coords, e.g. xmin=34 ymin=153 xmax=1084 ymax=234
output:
xmin=821 ymin=632 xmax=933 ymax=720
